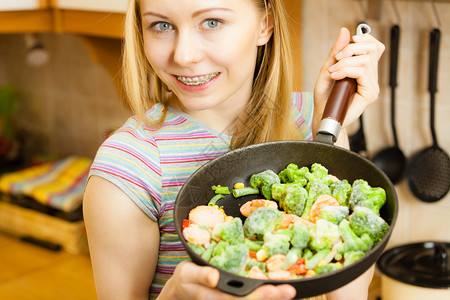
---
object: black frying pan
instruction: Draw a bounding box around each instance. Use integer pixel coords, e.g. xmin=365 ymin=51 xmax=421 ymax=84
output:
xmin=175 ymin=25 xmax=398 ymax=297
xmin=175 ymin=140 xmax=398 ymax=297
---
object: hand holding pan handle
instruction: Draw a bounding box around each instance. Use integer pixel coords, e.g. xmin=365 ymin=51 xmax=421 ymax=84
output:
xmin=316 ymin=24 xmax=371 ymax=145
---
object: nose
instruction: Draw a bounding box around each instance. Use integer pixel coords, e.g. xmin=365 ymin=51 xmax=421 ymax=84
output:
xmin=173 ymin=29 xmax=203 ymax=66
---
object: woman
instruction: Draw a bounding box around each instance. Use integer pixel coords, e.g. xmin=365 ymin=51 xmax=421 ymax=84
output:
xmin=84 ymin=0 xmax=384 ymax=299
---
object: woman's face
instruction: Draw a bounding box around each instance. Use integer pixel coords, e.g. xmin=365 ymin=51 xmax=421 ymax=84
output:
xmin=140 ymin=0 xmax=272 ymax=115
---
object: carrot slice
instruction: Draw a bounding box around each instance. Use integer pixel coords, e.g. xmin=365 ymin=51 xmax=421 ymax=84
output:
xmin=309 ymin=195 xmax=339 ymax=223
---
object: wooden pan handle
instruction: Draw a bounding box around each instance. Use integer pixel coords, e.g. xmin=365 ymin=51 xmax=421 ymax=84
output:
xmin=321 ymin=77 xmax=356 ymax=124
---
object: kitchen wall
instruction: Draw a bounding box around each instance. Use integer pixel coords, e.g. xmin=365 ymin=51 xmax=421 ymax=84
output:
xmin=0 ymin=33 xmax=131 ymax=159
xmin=301 ymin=0 xmax=450 ymax=247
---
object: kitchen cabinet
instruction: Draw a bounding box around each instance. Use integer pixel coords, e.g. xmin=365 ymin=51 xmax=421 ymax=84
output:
xmin=0 ymin=0 xmax=49 ymax=11
xmin=0 ymin=0 xmax=52 ymax=33
xmin=57 ymin=0 xmax=127 ymax=14
xmin=0 ymin=0 xmax=125 ymax=38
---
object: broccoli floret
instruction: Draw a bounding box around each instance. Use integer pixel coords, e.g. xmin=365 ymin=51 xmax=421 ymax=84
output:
xmin=188 ymin=243 xmax=206 ymax=256
xmin=315 ymin=262 xmax=343 ymax=274
xmin=301 ymin=181 xmax=331 ymax=220
xmin=302 ymin=248 xmax=314 ymax=260
xmin=290 ymin=221 xmax=310 ymax=249
xmin=276 ymin=228 xmax=293 ymax=240
xmin=349 ymin=179 xmax=387 ymax=215
xmin=272 ymin=183 xmax=308 ymax=216
xmin=210 ymin=243 xmax=249 ymax=273
xmin=201 ymin=241 xmax=217 ymax=261
xmin=305 ymin=163 xmax=333 ymax=185
xmin=261 ymin=232 xmax=291 ymax=256
xmin=212 ymin=240 xmax=229 ymax=257
xmin=282 ymin=247 xmax=302 ymax=269
xmin=243 ymin=207 xmax=284 ymax=239
xmin=319 ymin=206 xmax=349 ymax=225
xmin=330 ymin=180 xmax=352 ymax=207
xmin=278 ymin=163 xmax=308 ymax=185
xmin=308 ymin=219 xmax=340 ymax=251
xmin=250 ymin=170 xmax=281 ymax=199
xmin=343 ymin=250 xmax=365 ymax=266
xmin=349 ymin=206 xmax=389 ymax=244
xmin=212 ymin=217 xmax=244 ymax=245
xmin=244 ymin=238 xmax=263 ymax=252
xmin=339 ymin=219 xmax=373 ymax=253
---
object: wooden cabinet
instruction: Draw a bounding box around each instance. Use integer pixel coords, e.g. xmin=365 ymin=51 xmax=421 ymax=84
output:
xmin=0 ymin=0 xmax=125 ymax=38
xmin=0 ymin=0 xmax=49 ymax=11
xmin=57 ymin=0 xmax=127 ymax=14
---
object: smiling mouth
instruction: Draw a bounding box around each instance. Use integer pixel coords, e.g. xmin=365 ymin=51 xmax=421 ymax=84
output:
xmin=176 ymin=72 xmax=220 ymax=86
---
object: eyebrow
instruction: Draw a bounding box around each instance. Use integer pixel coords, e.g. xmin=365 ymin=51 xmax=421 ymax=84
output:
xmin=142 ymin=7 xmax=234 ymax=19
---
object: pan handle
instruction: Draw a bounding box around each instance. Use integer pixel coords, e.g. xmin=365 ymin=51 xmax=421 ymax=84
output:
xmin=217 ymin=271 xmax=264 ymax=296
xmin=317 ymin=24 xmax=370 ymax=143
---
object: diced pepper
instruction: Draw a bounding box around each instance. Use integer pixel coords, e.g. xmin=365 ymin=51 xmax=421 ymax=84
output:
xmin=182 ymin=219 xmax=190 ymax=231
xmin=287 ymin=258 xmax=306 ymax=275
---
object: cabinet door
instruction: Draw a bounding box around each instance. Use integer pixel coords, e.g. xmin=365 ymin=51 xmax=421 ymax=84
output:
xmin=57 ymin=0 xmax=128 ymax=14
xmin=0 ymin=0 xmax=47 ymax=11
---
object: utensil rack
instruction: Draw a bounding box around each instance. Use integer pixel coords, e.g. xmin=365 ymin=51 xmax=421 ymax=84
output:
xmin=358 ymin=0 xmax=450 ymax=20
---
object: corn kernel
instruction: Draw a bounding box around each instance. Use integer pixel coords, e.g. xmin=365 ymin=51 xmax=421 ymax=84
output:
xmin=317 ymin=259 xmax=326 ymax=267
xmin=234 ymin=182 xmax=245 ymax=189
xmin=256 ymin=249 xmax=267 ymax=262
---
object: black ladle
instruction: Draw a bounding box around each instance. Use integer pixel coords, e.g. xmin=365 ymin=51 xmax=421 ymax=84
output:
xmin=372 ymin=25 xmax=407 ymax=184
xmin=349 ymin=114 xmax=367 ymax=158
xmin=406 ymin=28 xmax=450 ymax=202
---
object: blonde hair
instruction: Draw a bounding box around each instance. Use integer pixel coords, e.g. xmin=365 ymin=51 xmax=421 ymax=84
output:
xmin=122 ymin=0 xmax=299 ymax=149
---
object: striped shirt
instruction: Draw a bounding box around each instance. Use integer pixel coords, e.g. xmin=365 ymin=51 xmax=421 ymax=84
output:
xmin=89 ymin=92 xmax=313 ymax=298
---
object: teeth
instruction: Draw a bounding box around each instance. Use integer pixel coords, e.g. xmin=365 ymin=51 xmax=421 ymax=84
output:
xmin=177 ymin=72 xmax=219 ymax=86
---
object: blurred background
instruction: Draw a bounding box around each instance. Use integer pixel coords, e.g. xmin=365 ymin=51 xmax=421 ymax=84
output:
xmin=0 ymin=0 xmax=449 ymax=299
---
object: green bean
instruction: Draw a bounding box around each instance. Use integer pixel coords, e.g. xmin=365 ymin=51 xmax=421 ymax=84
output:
xmin=212 ymin=185 xmax=230 ymax=195
xmin=208 ymin=194 xmax=224 ymax=206
xmin=232 ymin=187 xmax=259 ymax=198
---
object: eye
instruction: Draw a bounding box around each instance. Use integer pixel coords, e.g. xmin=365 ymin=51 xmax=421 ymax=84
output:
xmin=202 ymin=19 xmax=221 ymax=29
xmin=152 ymin=22 xmax=173 ymax=32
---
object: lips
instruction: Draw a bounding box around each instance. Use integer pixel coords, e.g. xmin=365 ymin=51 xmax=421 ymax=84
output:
xmin=176 ymin=72 xmax=220 ymax=86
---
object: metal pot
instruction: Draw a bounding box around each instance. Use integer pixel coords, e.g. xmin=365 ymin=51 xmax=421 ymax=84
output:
xmin=377 ymin=242 xmax=450 ymax=300
xmin=174 ymin=140 xmax=398 ymax=297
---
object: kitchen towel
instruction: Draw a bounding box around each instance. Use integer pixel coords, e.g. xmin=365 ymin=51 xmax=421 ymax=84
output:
xmin=0 ymin=156 xmax=92 ymax=212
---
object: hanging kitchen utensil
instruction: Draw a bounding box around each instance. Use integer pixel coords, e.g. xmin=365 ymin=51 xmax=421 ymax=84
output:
xmin=175 ymin=24 xmax=398 ymax=298
xmin=349 ymin=115 xmax=367 ymax=157
xmin=406 ymin=28 xmax=450 ymax=202
xmin=372 ymin=25 xmax=407 ymax=184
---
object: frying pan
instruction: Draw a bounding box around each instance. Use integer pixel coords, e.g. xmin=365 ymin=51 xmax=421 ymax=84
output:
xmin=175 ymin=25 xmax=398 ymax=297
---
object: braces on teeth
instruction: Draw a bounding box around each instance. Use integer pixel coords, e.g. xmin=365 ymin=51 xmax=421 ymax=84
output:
xmin=177 ymin=72 xmax=219 ymax=86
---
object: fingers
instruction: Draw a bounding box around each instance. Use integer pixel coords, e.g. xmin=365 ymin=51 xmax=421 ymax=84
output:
xmin=178 ymin=261 xmax=220 ymax=288
xmin=244 ymin=284 xmax=297 ymax=300
xmin=321 ymin=27 xmax=351 ymax=71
